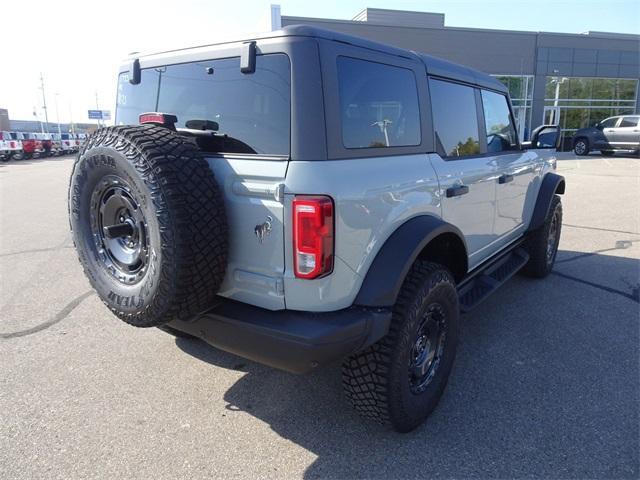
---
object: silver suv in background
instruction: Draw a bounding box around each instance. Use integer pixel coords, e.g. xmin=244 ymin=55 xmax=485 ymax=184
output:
xmin=573 ymin=115 xmax=640 ymax=156
xmin=69 ymin=26 xmax=565 ymax=432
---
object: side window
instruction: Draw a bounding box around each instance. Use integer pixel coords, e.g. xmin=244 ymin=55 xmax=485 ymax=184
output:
xmin=481 ymin=90 xmax=519 ymax=153
xmin=619 ymin=116 xmax=639 ymax=127
xmin=429 ymin=78 xmax=481 ymax=158
xmin=599 ymin=117 xmax=618 ymax=128
xmin=337 ymin=56 xmax=420 ymax=149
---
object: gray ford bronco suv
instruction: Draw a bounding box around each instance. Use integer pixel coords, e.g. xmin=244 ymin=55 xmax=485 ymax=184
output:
xmin=69 ymin=26 xmax=565 ymax=432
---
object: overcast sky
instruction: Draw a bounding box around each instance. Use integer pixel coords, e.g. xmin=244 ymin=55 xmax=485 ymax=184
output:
xmin=1 ymin=0 xmax=638 ymax=126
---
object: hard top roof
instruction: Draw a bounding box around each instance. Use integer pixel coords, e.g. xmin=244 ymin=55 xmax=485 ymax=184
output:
xmin=132 ymin=24 xmax=507 ymax=93
xmin=274 ymin=25 xmax=506 ymax=92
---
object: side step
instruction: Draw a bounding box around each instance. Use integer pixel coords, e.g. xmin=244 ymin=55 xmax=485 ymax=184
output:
xmin=458 ymin=247 xmax=530 ymax=313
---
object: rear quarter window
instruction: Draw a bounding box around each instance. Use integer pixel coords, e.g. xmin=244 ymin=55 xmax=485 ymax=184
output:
xmin=337 ymin=56 xmax=420 ymax=149
xmin=116 ymin=54 xmax=291 ymax=156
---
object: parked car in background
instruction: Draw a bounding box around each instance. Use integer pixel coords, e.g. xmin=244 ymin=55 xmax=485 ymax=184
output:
xmin=34 ymin=133 xmax=53 ymax=157
xmin=49 ymin=133 xmax=64 ymax=156
xmin=60 ymin=133 xmax=77 ymax=153
xmin=573 ymin=115 xmax=640 ymax=156
xmin=1 ymin=131 xmax=22 ymax=161
xmin=11 ymin=132 xmax=41 ymax=159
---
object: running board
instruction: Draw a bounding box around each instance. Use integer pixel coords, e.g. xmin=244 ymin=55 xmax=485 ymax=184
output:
xmin=458 ymin=247 xmax=530 ymax=313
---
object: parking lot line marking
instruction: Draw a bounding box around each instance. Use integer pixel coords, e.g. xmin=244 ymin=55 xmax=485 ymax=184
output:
xmin=564 ymin=223 xmax=640 ymax=236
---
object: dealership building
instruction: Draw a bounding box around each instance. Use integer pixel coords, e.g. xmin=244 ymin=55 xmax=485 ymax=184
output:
xmin=274 ymin=7 xmax=640 ymax=142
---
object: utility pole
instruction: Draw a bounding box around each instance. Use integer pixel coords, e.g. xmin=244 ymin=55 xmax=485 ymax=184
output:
xmin=39 ymin=73 xmax=50 ymax=133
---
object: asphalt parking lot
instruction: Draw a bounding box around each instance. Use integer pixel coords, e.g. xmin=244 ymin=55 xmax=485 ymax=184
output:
xmin=1 ymin=153 xmax=638 ymax=479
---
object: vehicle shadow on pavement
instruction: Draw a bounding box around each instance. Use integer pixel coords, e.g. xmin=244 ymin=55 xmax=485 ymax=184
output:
xmin=175 ymin=250 xmax=639 ymax=479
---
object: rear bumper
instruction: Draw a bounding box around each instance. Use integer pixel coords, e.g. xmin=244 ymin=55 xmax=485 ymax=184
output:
xmin=167 ymin=299 xmax=392 ymax=374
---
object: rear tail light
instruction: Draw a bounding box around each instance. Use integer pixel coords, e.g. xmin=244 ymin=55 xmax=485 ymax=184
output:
xmin=292 ymin=196 xmax=334 ymax=279
xmin=139 ymin=112 xmax=178 ymax=129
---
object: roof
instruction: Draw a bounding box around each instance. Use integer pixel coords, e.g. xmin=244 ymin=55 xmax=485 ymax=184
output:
xmin=131 ymin=24 xmax=508 ymax=93
xmin=279 ymin=26 xmax=507 ymax=92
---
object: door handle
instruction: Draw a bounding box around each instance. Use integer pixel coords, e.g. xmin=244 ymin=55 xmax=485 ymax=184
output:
xmin=498 ymin=174 xmax=514 ymax=184
xmin=446 ymin=185 xmax=469 ymax=198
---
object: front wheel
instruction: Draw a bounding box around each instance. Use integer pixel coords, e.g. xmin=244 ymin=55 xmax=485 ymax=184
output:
xmin=342 ymin=261 xmax=460 ymax=432
xmin=573 ymin=138 xmax=589 ymax=156
xmin=522 ymin=195 xmax=562 ymax=278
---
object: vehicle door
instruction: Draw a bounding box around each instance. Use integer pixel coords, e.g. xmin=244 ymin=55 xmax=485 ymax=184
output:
xmin=611 ymin=115 xmax=640 ymax=149
xmin=594 ymin=116 xmax=620 ymax=149
xmin=480 ymin=89 xmax=539 ymax=244
xmin=427 ymin=78 xmax=498 ymax=270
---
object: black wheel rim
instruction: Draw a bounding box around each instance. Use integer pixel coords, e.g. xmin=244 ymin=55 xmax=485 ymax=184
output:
xmin=546 ymin=209 xmax=560 ymax=265
xmin=90 ymin=175 xmax=149 ymax=284
xmin=409 ymin=303 xmax=448 ymax=394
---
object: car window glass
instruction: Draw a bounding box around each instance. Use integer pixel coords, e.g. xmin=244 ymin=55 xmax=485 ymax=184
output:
xmin=337 ymin=56 xmax=420 ymax=149
xmin=116 ymin=54 xmax=291 ymax=156
xmin=481 ymin=90 xmax=518 ymax=153
xmin=429 ymin=79 xmax=481 ymax=158
xmin=599 ymin=117 xmax=618 ymax=128
xmin=619 ymin=116 xmax=639 ymax=127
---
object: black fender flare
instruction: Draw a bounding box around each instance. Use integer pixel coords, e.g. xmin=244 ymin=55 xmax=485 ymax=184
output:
xmin=354 ymin=215 xmax=467 ymax=307
xmin=527 ymin=172 xmax=565 ymax=233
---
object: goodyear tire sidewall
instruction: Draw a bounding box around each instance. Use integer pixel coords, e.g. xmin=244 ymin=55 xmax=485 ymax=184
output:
xmin=70 ymin=145 xmax=164 ymax=316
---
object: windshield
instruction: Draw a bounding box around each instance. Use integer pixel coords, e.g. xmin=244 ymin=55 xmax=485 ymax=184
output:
xmin=116 ymin=54 xmax=291 ymax=156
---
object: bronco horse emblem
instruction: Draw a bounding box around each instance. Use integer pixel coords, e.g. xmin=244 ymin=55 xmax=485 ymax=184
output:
xmin=254 ymin=216 xmax=273 ymax=244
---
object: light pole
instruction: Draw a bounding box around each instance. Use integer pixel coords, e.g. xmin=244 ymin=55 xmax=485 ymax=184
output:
xmin=39 ymin=73 xmax=50 ymax=133
xmin=33 ymin=106 xmax=44 ymax=134
xmin=54 ymin=93 xmax=62 ymax=136
xmin=95 ymin=91 xmax=102 ymax=127
xmin=68 ymin=98 xmax=75 ymax=134
xmin=550 ymin=72 xmax=568 ymax=125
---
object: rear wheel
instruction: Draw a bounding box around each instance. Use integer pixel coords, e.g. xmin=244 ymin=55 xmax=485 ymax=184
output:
xmin=69 ymin=125 xmax=228 ymax=327
xmin=342 ymin=261 xmax=460 ymax=432
xmin=573 ymin=138 xmax=589 ymax=156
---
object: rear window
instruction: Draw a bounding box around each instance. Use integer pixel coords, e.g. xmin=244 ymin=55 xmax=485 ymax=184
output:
xmin=429 ymin=78 xmax=481 ymax=158
xmin=337 ymin=56 xmax=420 ymax=149
xmin=620 ymin=116 xmax=639 ymax=127
xmin=116 ymin=54 xmax=291 ymax=156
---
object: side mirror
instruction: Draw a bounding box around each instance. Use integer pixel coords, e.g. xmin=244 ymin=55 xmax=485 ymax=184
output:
xmin=523 ymin=124 xmax=559 ymax=150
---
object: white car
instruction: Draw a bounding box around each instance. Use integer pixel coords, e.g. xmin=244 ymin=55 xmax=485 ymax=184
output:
xmin=60 ymin=133 xmax=79 ymax=153
xmin=1 ymin=131 xmax=23 ymax=161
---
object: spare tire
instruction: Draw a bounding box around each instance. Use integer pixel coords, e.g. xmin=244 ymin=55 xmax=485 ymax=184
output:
xmin=68 ymin=125 xmax=228 ymax=327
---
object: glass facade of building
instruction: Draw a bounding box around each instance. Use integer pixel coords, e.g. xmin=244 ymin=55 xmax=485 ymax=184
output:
xmin=543 ymin=77 xmax=638 ymax=141
xmin=493 ymin=75 xmax=534 ymax=141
